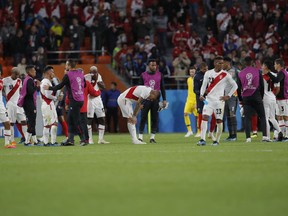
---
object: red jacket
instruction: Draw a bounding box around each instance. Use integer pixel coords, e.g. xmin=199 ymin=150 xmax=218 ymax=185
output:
xmin=65 ymin=80 xmax=101 ymax=113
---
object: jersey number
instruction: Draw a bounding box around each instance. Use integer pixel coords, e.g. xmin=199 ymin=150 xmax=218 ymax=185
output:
xmin=216 ymin=109 xmax=222 ymax=115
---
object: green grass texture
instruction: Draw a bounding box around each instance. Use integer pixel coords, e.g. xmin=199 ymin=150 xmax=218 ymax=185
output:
xmin=1 ymin=132 xmax=288 ymax=216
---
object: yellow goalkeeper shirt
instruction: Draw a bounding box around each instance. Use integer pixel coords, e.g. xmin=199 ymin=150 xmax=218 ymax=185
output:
xmin=186 ymin=77 xmax=196 ymax=102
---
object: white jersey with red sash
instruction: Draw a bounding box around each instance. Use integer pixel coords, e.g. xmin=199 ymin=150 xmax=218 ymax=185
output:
xmin=200 ymin=69 xmax=237 ymax=102
xmin=2 ymin=77 xmax=22 ymax=104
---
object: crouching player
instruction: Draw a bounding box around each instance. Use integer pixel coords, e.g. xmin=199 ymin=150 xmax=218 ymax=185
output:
xmin=117 ymin=85 xmax=160 ymax=144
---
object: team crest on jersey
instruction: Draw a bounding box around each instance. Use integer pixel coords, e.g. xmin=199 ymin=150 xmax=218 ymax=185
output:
xmin=149 ymin=80 xmax=156 ymax=89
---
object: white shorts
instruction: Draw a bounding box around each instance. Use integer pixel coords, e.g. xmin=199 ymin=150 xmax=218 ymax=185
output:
xmin=87 ymin=99 xmax=105 ymax=118
xmin=264 ymin=99 xmax=277 ymax=120
xmin=0 ymin=104 xmax=9 ymax=123
xmin=117 ymin=96 xmax=133 ymax=118
xmin=276 ymin=100 xmax=288 ymax=116
xmin=6 ymin=102 xmax=26 ymax=123
xmin=202 ymin=100 xmax=225 ymax=120
xmin=41 ymin=103 xmax=58 ymax=126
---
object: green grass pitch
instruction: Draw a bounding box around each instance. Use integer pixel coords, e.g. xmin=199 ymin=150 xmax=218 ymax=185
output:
xmin=1 ymin=132 xmax=288 ymax=216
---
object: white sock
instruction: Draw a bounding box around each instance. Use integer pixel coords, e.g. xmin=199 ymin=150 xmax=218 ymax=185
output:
xmin=270 ymin=119 xmax=281 ymax=133
xmin=10 ymin=126 xmax=15 ymax=142
xmin=4 ymin=129 xmax=11 ymax=145
xmin=32 ymin=135 xmax=38 ymax=144
xmin=200 ymin=120 xmax=208 ymax=140
xmin=51 ymin=125 xmax=57 ymax=144
xmin=139 ymin=134 xmax=143 ymax=140
xmin=215 ymin=122 xmax=223 ymax=142
xmin=266 ymin=119 xmax=271 ymax=140
xmin=285 ymin=121 xmax=288 ymax=137
xmin=98 ymin=124 xmax=105 ymax=141
xmin=43 ymin=127 xmax=50 ymax=144
xmin=150 ymin=133 xmax=155 ymax=139
xmin=22 ymin=124 xmax=27 ymax=135
xmin=127 ymin=123 xmax=137 ymax=141
xmin=88 ymin=125 xmax=93 ymax=142
xmin=279 ymin=120 xmax=285 ymax=134
xmin=25 ymin=132 xmax=32 ymax=144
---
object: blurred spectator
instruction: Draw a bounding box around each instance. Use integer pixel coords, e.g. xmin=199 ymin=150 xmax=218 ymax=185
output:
xmin=133 ymin=14 xmax=152 ymax=42
xmin=216 ymin=6 xmax=231 ymax=42
xmin=131 ymin=0 xmax=144 ymax=17
xmin=10 ymin=29 xmax=26 ymax=65
xmin=0 ymin=19 xmax=17 ymax=57
xmin=50 ymin=16 xmax=63 ymax=47
xmin=172 ymin=24 xmax=190 ymax=47
xmin=68 ymin=18 xmax=84 ymax=58
xmin=90 ymin=19 xmax=102 ymax=52
xmin=17 ymin=56 xmax=27 ymax=77
xmin=25 ymin=25 xmax=41 ymax=58
xmin=134 ymin=55 xmax=147 ymax=76
xmin=153 ymin=6 xmax=168 ymax=55
xmin=158 ymin=57 xmax=171 ymax=77
xmin=45 ymin=29 xmax=58 ymax=64
xmin=124 ymin=54 xmax=137 ymax=78
xmin=172 ymin=51 xmax=191 ymax=89
xmin=141 ymin=35 xmax=156 ymax=57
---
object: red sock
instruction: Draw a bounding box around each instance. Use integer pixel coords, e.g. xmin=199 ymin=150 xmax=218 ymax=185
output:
xmin=60 ymin=120 xmax=68 ymax=137
xmin=252 ymin=115 xmax=258 ymax=132
xmin=210 ymin=113 xmax=216 ymax=132
xmin=16 ymin=122 xmax=24 ymax=138
xmin=198 ymin=114 xmax=202 ymax=130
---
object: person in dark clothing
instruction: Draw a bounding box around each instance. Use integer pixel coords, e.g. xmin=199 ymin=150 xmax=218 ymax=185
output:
xmin=237 ymin=57 xmax=269 ymax=142
xmin=105 ymin=82 xmax=121 ymax=133
xmin=17 ymin=65 xmax=40 ymax=146
xmin=138 ymin=59 xmax=167 ymax=143
xmin=193 ymin=62 xmax=208 ymax=138
xmin=44 ymin=60 xmax=87 ymax=146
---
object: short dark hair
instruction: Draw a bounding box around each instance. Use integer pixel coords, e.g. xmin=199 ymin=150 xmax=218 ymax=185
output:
xmin=148 ymin=59 xmax=157 ymax=64
xmin=223 ymin=56 xmax=232 ymax=63
xmin=214 ymin=56 xmax=223 ymax=62
xmin=244 ymin=56 xmax=253 ymax=66
xmin=263 ymin=60 xmax=273 ymax=71
xmin=44 ymin=65 xmax=54 ymax=73
xmin=25 ymin=65 xmax=35 ymax=73
xmin=67 ymin=59 xmax=77 ymax=68
xmin=275 ymin=58 xmax=285 ymax=67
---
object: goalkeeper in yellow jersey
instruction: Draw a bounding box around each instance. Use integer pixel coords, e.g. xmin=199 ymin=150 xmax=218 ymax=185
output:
xmin=184 ymin=67 xmax=198 ymax=137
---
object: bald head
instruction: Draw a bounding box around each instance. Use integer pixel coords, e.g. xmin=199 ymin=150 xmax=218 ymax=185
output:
xmin=148 ymin=90 xmax=160 ymax=101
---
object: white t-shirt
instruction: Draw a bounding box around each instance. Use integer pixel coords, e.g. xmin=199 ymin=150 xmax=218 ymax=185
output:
xmin=121 ymin=86 xmax=152 ymax=102
xmin=40 ymin=78 xmax=56 ymax=105
xmin=263 ymin=72 xmax=279 ymax=102
xmin=200 ymin=69 xmax=237 ymax=102
xmin=216 ymin=12 xmax=231 ymax=31
xmin=2 ymin=77 xmax=22 ymax=104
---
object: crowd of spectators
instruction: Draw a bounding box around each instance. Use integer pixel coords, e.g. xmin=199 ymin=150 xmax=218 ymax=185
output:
xmin=0 ymin=0 xmax=287 ymax=88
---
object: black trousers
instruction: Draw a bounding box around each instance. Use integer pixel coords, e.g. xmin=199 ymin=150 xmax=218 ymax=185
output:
xmin=80 ymin=112 xmax=88 ymax=141
xmin=243 ymin=98 xmax=267 ymax=138
xmin=224 ymin=96 xmax=238 ymax=137
xmin=23 ymin=105 xmax=36 ymax=135
xmin=107 ymin=107 xmax=118 ymax=132
xmin=67 ymin=100 xmax=85 ymax=141
xmin=139 ymin=99 xmax=159 ymax=134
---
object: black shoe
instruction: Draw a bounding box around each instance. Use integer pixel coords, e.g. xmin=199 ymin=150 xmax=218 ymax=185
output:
xmin=18 ymin=137 xmax=25 ymax=144
xmin=44 ymin=142 xmax=52 ymax=147
xmin=80 ymin=140 xmax=89 ymax=146
xmin=277 ymin=132 xmax=283 ymax=142
xmin=150 ymin=139 xmax=157 ymax=143
xmin=61 ymin=141 xmax=74 ymax=146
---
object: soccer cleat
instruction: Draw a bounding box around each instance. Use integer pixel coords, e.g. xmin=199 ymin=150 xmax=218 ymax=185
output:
xmin=24 ymin=143 xmax=33 ymax=147
xmin=184 ymin=131 xmax=193 ymax=137
xmin=98 ymin=140 xmax=110 ymax=144
xmin=18 ymin=137 xmax=25 ymax=144
xmin=34 ymin=142 xmax=44 ymax=146
xmin=133 ymin=139 xmax=146 ymax=144
xmin=61 ymin=141 xmax=74 ymax=146
xmin=197 ymin=139 xmax=206 ymax=146
xmin=89 ymin=141 xmax=94 ymax=145
xmin=44 ymin=143 xmax=52 ymax=147
xmin=262 ymin=138 xmax=272 ymax=142
xmin=138 ymin=138 xmax=143 ymax=142
xmin=246 ymin=138 xmax=251 ymax=143
xmin=212 ymin=141 xmax=219 ymax=146
xmin=277 ymin=132 xmax=283 ymax=142
xmin=251 ymin=133 xmax=258 ymax=138
xmin=208 ymin=132 xmax=216 ymax=141
xmin=149 ymin=139 xmax=157 ymax=143
xmin=225 ymin=137 xmax=237 ymax=141
xmin=11 ymin=141 xmax=17 ymax=146
xmin=194 ymin=132 xmax=201 ymax=138
xmin=5 ymin=144 xmax=16 ymax=149
xmin=80 ymin=141 xmax=89 ymax=146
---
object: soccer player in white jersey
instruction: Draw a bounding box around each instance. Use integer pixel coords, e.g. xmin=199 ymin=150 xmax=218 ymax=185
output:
xmin=262 ymin=60 xmax=283 ymax=141
xmin=40 ymin=66 xmax=59 ymax=146
xmin=198 ymin=56 xmax=238 ymax=146
xmin=85 ymin=66 xmax=110 ymax=144
xmin=117 ymin=85 xmax=160 ymax=144
xmin=3 ymin=67 xmax=27 ymax=146
xmin=0 ymin=70 xmax=14 ymax=148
